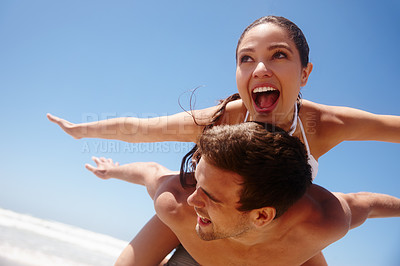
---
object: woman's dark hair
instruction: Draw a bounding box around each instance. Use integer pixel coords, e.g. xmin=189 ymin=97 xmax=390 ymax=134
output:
xmin=179 ymin=93 xmax=242 ymax=187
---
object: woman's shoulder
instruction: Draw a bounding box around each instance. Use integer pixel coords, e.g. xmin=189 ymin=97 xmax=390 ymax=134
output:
xmin=300 ymin=99 xmax=345 ymax=128
xmin=300 ymin=99 xmax=352 ymax=157
xmin=220 ymin=99 xmax=247 ymax=125
xmin=300 ymin=99 xmax=325 ymax=115
xmin=298 ymin=100 xmax=323 ymax=136
xmin=301 ymin=99 xmax=347 ymax=118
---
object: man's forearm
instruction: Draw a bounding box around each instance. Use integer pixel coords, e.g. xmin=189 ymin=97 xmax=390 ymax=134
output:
xmin=367 ymin=192 xmax=400 ymax=218
xmin=339 ymin=192 xmax=400 ymax=229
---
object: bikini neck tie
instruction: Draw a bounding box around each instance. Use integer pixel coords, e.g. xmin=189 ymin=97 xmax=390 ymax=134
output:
xmin=287 ymin=103 xmax=298 ymax=136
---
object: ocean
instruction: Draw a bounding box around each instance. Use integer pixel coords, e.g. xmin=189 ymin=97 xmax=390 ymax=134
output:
xmin=0 ymin=208 xmax=128 ymax=266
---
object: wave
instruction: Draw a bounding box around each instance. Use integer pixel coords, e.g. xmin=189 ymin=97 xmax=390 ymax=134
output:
xmin=0 ymin=208 xmax=128 ymax=266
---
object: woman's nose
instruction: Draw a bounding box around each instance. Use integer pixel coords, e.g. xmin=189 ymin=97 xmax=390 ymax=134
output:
xmin=253 ymin=61 xmax=272 ymax=78
xmin=187 ymin=188 xmax=205 ymax=208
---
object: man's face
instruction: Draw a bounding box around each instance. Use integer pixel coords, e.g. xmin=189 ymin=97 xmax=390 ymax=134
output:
xmin=187 ymin=158 xmax=252 ymax=241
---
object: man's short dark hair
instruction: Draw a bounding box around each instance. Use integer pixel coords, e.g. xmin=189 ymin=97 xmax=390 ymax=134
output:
xmin=181 ymin=122 xmax=312 ymax=218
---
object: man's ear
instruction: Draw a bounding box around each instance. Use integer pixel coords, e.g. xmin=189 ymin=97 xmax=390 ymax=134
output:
xmin=300 ymin=62 xmax=313 ymax=87
xmin=250 ymin=207 xmax=276 ymax=227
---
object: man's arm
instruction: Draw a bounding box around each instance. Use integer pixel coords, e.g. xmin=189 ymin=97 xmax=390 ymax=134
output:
xmin=335 ymin=192 xmax=400 ymax=229
xmin=300 ymin=251 xmax=327 ymax=266
xmin=86 ymin=157 xmax=181 ymax=266
xmin=115 ymin=215 xmax=179 ymax=266
xmin=85 ymin=156 xmax=172 ymax=199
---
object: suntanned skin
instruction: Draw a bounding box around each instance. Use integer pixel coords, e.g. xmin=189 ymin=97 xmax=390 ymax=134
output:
xmin=87 ymin=157 xmax=400 ymax=266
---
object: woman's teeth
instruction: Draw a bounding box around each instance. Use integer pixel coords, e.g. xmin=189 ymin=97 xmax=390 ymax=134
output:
xmin=253 ymin=87 xmax=276 ymax=93
xmin=252 ymin=86 xmax=280 ymax=111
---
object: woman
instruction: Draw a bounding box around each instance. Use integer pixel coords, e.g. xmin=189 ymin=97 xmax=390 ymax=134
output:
xmin=48 ymin=16 xmax=400 ymax=265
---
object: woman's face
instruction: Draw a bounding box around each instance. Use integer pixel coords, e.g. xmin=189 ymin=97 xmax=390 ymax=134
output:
xmin=236 ymin=23 xmax=312 ymax=128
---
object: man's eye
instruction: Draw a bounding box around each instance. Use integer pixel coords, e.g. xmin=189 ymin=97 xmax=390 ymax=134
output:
xmin=189 ymin=173 xmax=198 ymax=186
xmin=273 ymin=51 xmax=287 ymax=59
xmin=240 ymin=55 xmax=253 ymax=63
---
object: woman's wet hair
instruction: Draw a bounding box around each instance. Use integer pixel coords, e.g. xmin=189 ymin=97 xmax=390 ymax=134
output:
xmin=179 ymin=92 xmax=241 ymax=187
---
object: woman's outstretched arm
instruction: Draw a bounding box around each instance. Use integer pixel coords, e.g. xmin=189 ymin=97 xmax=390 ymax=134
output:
xmin=47 ymin=106 xmax=219 ymax=143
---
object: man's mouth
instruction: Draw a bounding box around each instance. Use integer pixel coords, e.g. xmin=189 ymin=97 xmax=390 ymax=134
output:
xmin=197 ymin=215 xmax=212 ymax=226
xmin=252 ymin=86 xmax=280 ymax=112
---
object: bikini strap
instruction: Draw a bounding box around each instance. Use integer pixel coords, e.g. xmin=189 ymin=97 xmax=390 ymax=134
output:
xmin=287 ymin=103 xmax=298 ymax=136
xmin=244 ymin=111 xmax=249 ymax=122
xmin=297 ymin=117 xmax=311 ymax=154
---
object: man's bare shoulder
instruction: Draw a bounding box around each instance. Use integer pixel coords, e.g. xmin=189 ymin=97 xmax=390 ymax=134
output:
xmin=153 ymin=172 xmax=195 ymax=227
xmin=314 ymin=185 xmax=350 ymax=231
xmin=292 ymin=185 xmax=351 ymax=247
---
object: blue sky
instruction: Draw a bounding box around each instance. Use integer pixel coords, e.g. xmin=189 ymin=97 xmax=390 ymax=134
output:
xmin=1 ymin=0 xmax=399 ymax=265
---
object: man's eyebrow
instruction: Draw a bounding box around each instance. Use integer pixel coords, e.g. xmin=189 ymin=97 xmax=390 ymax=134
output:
xmin=200 ymin=187 xmax=222 ymax=203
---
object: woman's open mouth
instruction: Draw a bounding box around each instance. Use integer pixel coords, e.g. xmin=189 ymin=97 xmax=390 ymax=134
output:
xmin=252 ymin=86 xmax=280 ymax=113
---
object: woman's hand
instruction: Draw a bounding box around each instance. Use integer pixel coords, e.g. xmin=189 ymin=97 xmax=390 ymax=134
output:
xmin=47 ymin=113 xmax=84 ymax=139
xmin=85 ymin=156 xmax=120 ymax=180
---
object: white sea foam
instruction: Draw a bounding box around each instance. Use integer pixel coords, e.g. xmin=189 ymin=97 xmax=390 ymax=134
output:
xmin=0 ymin=208 xmax=128 ymax=266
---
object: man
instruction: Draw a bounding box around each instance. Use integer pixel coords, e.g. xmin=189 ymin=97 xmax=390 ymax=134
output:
xmin=86 ymin=122 xmax=400 ymax=265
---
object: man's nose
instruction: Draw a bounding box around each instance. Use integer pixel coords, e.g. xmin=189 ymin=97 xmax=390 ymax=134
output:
xmin=253 ymin=61 xmax=272 ymax=78
xmin=187 ymin=188 xmax=205 ymax=208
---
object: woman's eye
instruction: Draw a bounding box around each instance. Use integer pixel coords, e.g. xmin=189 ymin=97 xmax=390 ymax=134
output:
xmin=273 ymin=51 xmax=287 ymax=59
xmin=240 ymin=55 xmax=253 ymax=63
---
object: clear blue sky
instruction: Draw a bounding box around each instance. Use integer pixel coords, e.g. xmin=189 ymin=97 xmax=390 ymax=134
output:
xmin=1 ymin=0 xmax=399 ymax=265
